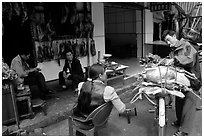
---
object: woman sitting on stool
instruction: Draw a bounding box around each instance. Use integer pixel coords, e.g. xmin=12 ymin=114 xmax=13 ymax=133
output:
xmin=73 ymin=63 xmax=127 ymax=118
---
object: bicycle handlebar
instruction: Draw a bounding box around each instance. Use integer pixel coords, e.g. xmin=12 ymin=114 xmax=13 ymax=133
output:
xmin=130 ymin=86 xmax=185 ymax=105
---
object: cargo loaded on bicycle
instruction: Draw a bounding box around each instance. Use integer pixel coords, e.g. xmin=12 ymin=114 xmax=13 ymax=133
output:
xmin=130 ymin=54 xmax=201 ymax=136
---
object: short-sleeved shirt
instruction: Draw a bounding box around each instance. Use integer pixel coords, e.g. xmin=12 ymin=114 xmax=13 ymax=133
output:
xmin=11 ymin=55 xmax=30 ymax=84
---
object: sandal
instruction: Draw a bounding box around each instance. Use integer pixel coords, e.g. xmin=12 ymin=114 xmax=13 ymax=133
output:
xmin=171 ymin=121 xmax=180 ymax=127
xmin=173 ymin=131 xmax=188 ymax=136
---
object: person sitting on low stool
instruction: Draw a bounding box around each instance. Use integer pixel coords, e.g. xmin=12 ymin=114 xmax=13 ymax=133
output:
xmin=58 ymin=49 xmax=84 ymax=92
xmin=11 ymin=49 xmax=55 ymax=100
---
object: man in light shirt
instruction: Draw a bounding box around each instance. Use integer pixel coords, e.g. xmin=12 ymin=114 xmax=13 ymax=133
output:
xmin=11 ymin=49 xmax=54 ymax=100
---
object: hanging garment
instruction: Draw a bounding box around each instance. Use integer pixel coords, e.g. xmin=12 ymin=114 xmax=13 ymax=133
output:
xmin=37 ymin=46 xmax=44 ymax=62
xmin=79 ymin=40 xmax=87 ymax=57
xmin=59 ymin=43 xmax=65 ymax=59
xmin=64 ymin=42 xmax=69 ymax=56
xmin=67 ymin=40 xmax=74 ymax=53
xmin=43 ymin=45 xmax=48 ymax=59
xmin=73 ymin=40 xmax=80 ymax=58
xmin=52 ymin=40 xmax=59 ymax=60
xmin=83 ymin=40 xmax=88 ymax=56
xmin=48 ymin=44 xmax=54 ymax=59
xmin=90 ymin=39 xmax=96 ymax=56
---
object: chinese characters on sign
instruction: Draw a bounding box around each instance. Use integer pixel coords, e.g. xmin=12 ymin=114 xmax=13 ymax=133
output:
xmin=150 ymin=2 xmax=171 ymax=12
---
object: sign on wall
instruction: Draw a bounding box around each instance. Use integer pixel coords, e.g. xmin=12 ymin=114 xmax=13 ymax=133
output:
xmin=150 ymin=2 xmax=171 ymax=12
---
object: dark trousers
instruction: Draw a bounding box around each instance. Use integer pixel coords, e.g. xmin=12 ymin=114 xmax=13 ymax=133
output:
xmin=180 ymin=91 xmax=198 ymax=133
xmin=24 ymin=71 xmax=48 ymax=98
xmin=58 ymin=71 xmax=84 ymax=90
xmin=175 ymin=96 xmax=185 ymax=124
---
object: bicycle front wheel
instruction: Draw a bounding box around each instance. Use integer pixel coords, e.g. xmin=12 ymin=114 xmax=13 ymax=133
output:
xmin=158 ymin=97 xmax=166 ymax=136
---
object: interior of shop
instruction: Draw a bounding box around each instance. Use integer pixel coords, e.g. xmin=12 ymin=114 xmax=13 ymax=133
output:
xmin=104 ymin=3 xmax=143 ymax=58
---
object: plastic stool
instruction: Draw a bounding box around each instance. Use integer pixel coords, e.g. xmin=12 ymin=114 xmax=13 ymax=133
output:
xmin=119 ymin=107 xmax=137 ymax=124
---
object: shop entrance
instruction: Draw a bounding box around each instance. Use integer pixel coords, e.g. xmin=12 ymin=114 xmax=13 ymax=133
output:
xmin=104 ymin=3 xmax=143 ymax=58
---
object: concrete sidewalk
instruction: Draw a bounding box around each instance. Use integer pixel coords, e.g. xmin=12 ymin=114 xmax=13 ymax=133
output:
xmin=5 ymin=77 xmax=202 ymax=136
xmin=43 ymin=91 xmax=202 ymax=136
xmin=6 ymin=76 xmax=139 ymax=135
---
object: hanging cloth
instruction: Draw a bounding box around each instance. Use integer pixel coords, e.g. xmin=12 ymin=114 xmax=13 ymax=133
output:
xmin=73 ymin=40 xmax=80 ymax=58
xmin=79 ymin=40 xmax=87 ymax=57
xmin=90 ymin=39 xmax=96 ymax=56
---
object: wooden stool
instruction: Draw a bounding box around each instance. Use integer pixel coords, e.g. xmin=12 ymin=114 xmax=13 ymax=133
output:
xmin=119 ymin=105 xmax=137 ymax=124
xmin=32 ymin=98 xmax=47 ymax=116
xmin=16 ymin=85 xmax=33 ymax=118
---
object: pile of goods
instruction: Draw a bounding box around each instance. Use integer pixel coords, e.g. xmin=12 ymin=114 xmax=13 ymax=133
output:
xmin=2 ymin=61 xmax=17 ymax=80
xmin=139 ymin=53 xmax=162 ymax=67
xmin=101 ymin=54 xmax=119 ymax=70
xmin=131 ymin=53 xmax=200 ymax=103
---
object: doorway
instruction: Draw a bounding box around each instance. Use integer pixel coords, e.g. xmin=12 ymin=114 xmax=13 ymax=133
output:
xmin=104 ymin=3 xmax=143 ymax=58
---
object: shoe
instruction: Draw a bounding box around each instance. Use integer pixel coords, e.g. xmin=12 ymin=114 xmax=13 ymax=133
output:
xmin=73 ymin=88 xmax=79 ymax=94
xmin=173 ymin=131 xmax=188 ymax=136
xmin=196 ymin=106 xmax=202 ymax=110
xmin=171 ymin=121 xmax=180 ymax=127
xmin=74 ymin=88 xmax=78 ymax=93
xmin=44 ymin=90 xmax=55 ymax=95
xmin=62 ymin=85 xmax=67 ymax=89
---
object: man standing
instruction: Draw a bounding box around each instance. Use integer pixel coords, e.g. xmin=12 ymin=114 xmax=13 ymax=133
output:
xmin=162 ymin=30 xmax=201 ymax=136
xmin=11 ymin=49 xmax=54 ymax=100
xmin=58 ymin=50 xmax=84 ymax=92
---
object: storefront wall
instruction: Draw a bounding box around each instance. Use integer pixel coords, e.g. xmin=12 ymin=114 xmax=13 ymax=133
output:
xmin=136 ymin=10 xmax=143 ymax=58
xmin=144 ymin=9 xmax=154 ymax=57
xmin=41 ymin=2 xmax=105 ymax=81
xmin=91 ymin=2 xmax=105 ymax=63
xmin=5 ymin=2 xmax=152 ymax=81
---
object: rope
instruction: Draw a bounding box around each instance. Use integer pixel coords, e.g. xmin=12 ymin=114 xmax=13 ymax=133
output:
xmin=158 ymin=66 xmax=164 ymax=89
xmin=164 ymin=66 xmax=169 ymax=89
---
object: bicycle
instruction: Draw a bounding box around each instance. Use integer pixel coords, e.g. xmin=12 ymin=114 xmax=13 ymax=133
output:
xmin=129 ymin=65 xmax=193 ymax=136
xmin=130 ymin=81 xmax=185 ymax=136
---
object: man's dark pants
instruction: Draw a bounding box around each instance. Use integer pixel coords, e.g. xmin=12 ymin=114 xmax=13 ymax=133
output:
xmin=59 ymin=71 xmax=84 ymax=90
xmin=24 ymin=71 xmax=48 ymax=98
xmin=175 ymin=96 xmax=185 ymax=124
